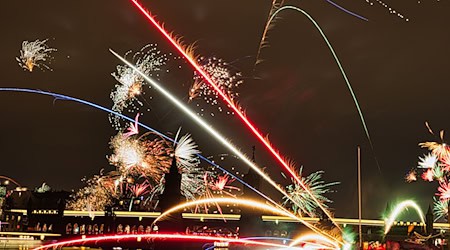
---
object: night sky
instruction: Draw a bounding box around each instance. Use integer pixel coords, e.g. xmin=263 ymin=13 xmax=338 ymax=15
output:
xmin=1 ymin=0 xmax=450 ymax=220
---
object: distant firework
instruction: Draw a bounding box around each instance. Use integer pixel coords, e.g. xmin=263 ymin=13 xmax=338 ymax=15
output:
xmin=190 ymin=56 xmax=243 ymax=117
xmin=17 ymin=39 xmax=56 ymax=72
xmin=110 ymin=44 xmax=169 ymax=130
xmin=282 ymin=167 xmax=339 ymax=217
xmin=384 ymin=200 xmax=425 ymax=235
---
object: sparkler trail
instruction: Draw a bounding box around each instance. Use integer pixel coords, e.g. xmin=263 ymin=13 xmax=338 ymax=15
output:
xmin=324 ymin=0 xmax=368 ymax=21
xmin=0 ymin=88 xmax=274 ymax=206
xmin=129 ymin=0 xmax=340 ymax=229
xmin=32 ymin=233 xmax=300 ymax=250
xmin=266 ymin=5 xmax=379 ymax=174
xmin=384 ymin=200 xmax=425 ymax=235
xmin=111 ymin=50 xmax=343 ymax=242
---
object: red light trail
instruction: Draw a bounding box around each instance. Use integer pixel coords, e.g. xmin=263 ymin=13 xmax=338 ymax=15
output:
xmin=129 ymin=0 xmax=339 ymax=229
xmin=33 ymin=233 xmax=303 ymax=250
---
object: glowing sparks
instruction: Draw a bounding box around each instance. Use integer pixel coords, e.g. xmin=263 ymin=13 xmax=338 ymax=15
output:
xmin=433 ymin=197 xmax=448 ymax=221
xmin=175 ymin=133 xmax=201 ymax=169
xmin=405 ymin=170 xmax=417 ymax=183
xmin=127 ymin=1 xmax=341 ymax=229
xmin=109 ymin=134 xmax=146 ymax=170
xmin=110 ymin=44 xmax=169 ymax=130
xmin=190 ymin=57 xmax=243 ymax=116
xmin=67 ymin=171 xmax=117 ymax=211
xmin=437 ymin=181 xmax=450 ymax=201
xmin=283 ymin=168 xmax=339 ymax=217
xmin=128 ymin=180 xmax=151 ymax=197
xmin=417 ymin=153 xmax=438 ymax=169
xmin=384 ymin=200 xmax=425 ymax=235
xmin=212 ymin=174 xmax=239 ymax=192
xmin=123 ymin=113 xmax=140 ymax=138
xmin=16 ymin=39 xmax=56 ymax=72
xmin=421 ymin=169 xmax=434 ymax=182
xmin=363 ymin=0 xmax=409 ymax=21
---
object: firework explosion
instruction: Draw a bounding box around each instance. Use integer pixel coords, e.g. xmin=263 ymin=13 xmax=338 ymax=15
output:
xmin=407 ymin=124 xmax=450 ymax=222
xmin=109 ymin=44 xmax=169 ymax=130
xmin=190 ymin=57 xmax=243 ymax=116
xmin=433 ymin=197 xmax=448 ymax=221
xmin=196 ymin=173 xmax=241 ymax=214
xmin=282 ymin=167 xmax=339 ymax=217
xmin=417 ymin=153 xmax=438 ymax=169
xmin=125 ymin=3 xmax=342 ymax=228
xmin=405 ymin=169 xmax=417 ymax=182
xmin=437 ymin=181 xmax=450 ymax=201
xmin=67 ymin=171 xmax=118 ymax=211
xmin=16 ymin=39 xmax=56 ymax=72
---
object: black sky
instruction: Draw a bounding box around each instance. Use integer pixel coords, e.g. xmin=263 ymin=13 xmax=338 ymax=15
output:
xmin=1 ymin=0 xmax=450 ymax=219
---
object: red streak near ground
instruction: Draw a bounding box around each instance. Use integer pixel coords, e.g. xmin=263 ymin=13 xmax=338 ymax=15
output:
xmin=33 ymin=233 xmax=296 ymax=249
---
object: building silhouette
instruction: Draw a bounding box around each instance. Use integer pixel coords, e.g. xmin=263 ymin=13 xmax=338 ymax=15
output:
xmin=157 ymin=155 xmax=184 ymax=233
xmin=240 ymin=146 xmax=263 ymax=236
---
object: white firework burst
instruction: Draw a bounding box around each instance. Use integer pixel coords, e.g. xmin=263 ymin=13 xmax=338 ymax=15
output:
xmin=16 ymin=39 xmax=57 ymax=72
xmin=417 ymin=153 xmax=438 ymax=169
xmin=175 ymin=133 xmax=201 ymax=169
xmin=110 ymin=44 xmax=169 ymax=130
xmin=190 ymin=56 xmax=243 ymax=116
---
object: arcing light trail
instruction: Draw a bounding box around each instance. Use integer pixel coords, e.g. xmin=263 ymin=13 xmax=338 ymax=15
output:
xmin=384 ymin=200 xmax=426 ymax=235
xmin=0 ymin=88 xmax=274 ymax=207
xmin=266 ymin=5 xmax=379 ymax=173
xmin=154 ymin=197 xmax=305 ymax=225
xmin=0 ymin=176 xmax=22 ymax=187
xmin=129 ymin=0 xmax=339 ymax=230
xmin=2 ymin=87 xmax=337 ymax=243
xmin=255 ymin=0 xmax=367 ymax=69
xmin=32 ymin=234 xmax=301 ymax=250
xmin=289 ymin=234 xmax=340 ymax=249
xmin=110 ymin=51 xmax=342 ymax=245
xmin=324 ymin=0 xmax=368 ymax=21
xmin=151 ymin=197 xmax=342 ymax=245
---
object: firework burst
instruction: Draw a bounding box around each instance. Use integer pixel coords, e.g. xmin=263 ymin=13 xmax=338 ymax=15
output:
xmin=196 ymin=173 xmax=241 ymax=214
xmin=16 ymin=39 xmax=56 ymax=72
xmin=433 ymin=196 xmax=448 ymax=221
xmin=417 ymin=153 xmax=438 ymax=169
xmin=190 ymin=57 xmax=243 ymax=116
xmin=67 ymin=171 xmax=117 ymax=211
xmin=405 ymin=170 xmax=417 ymax=183
xmin=421 ymin=169 xmax=434 ymax=182
xmin=282 ymin=167 xmax=339 ymax=217
xmin=437 ymin=181 xmax=450 ymax=201
xmin=175 ymin=133 xmax=201 ymax=169
xmin=110 ymin=44 xmax=169 ymax=130
xmin=108 ymin=131 xmax=172 ymax=182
